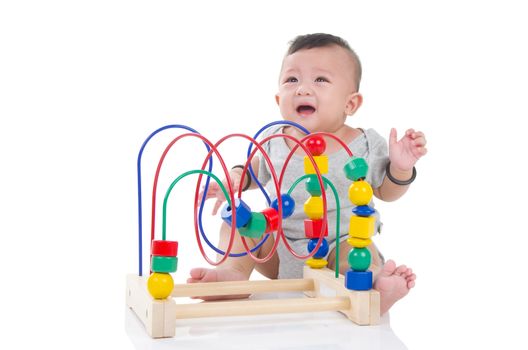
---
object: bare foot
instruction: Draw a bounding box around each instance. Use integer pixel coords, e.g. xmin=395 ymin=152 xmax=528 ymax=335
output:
xmin=187 ymin=268 xmax=250 ymax=301
xmin=373 ymin=260 xmax=416 ymax=314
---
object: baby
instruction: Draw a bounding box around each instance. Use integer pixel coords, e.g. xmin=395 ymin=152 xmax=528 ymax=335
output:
xmin=189 ymin=33 xmax=427 ymax=314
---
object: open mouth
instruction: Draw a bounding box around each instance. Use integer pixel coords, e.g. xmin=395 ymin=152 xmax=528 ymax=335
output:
xmin=297 ymin=105 xmax=316 ymax=117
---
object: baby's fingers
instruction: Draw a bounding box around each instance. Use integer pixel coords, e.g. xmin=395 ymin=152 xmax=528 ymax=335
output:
xmin=212 ymin=198 xmax=224 ymax=216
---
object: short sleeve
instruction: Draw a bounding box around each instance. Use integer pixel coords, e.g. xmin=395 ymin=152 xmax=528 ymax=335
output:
xmin=365 ymin=129 xmax=389 ymax=189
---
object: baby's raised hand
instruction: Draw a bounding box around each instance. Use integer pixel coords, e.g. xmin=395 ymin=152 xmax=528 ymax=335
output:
xmin=389 ymin=128 xmax=427 ymax=171
xmin=198 ymin=170 xmax=243 ymax=215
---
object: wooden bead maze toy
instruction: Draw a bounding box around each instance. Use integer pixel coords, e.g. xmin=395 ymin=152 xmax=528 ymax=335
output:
xmin=126 ymin=121 xmax=381 ymax=338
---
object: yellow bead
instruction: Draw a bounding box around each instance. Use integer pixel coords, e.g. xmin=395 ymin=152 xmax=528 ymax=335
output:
xmin=348 ymin=180 xmax=373 ymax=205
xmin=304 ymin=155 xmax=329 ymax=175
xmin=303 ymin=196 xmax=324 ymax=220
xmin=347 ymin=237 xmax=372 ymax=248
xmin=348 ymin=215 xmax=375 ymax=240
xmin=305 ymin=258 xmax=328 ymax=269
xmin=147 ymin=272 xmax=174 ymax=299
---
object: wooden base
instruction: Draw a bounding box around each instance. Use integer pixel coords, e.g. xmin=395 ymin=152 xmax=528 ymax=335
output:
xmin=126 ymin=267 xmax=380 ymax=338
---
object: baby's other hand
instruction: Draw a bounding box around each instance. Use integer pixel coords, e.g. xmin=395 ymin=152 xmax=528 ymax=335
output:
xmin=389 ymin=128 xmax=427 ymax=171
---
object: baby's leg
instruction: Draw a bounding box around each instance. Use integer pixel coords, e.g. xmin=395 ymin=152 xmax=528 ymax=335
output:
xmin=187 ymin=222 xmax=278 ymax=300
xmin=327 ymin=240 xmax=416 ymax=314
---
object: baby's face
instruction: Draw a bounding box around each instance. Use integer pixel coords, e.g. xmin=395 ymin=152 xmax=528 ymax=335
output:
xmin=276 ymin=45 xmax=359 ymax=133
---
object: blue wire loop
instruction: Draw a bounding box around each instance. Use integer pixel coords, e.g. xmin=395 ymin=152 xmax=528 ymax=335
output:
xmin=137 ymin=121 xmax=310 ymax=275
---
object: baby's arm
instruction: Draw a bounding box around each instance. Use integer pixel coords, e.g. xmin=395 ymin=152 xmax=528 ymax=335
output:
xmin=373 ymin=128 xmax=427 ymax=202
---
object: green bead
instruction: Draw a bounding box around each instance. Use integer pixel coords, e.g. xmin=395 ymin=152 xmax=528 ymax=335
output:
xmin=151 ymin=256 xmax=178 ymax=273
xmin=343 ymin=156 xmax=369 ymax=181
xmin=348 ymin=248 xmax=371 ymax=272
xmin=238 ymin=212 xmax=267 ymax=238
xmin=305 ymin=175 xmax=328 ymax=196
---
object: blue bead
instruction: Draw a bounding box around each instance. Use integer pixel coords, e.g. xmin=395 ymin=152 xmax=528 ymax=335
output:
xmin=352 ymin=205 xmax=375 ymax=217
xmin=221 ymin=198 xmax=252 ymax=228
xmin=271 ymin=194 xmax=296 ymax=218
xmin=345 ymin=270 xmax=373 ymax=291
xmin=307 ymin=238 xmax=329 ymax=258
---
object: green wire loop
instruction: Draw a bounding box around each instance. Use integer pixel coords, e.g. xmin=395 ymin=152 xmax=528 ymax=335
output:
xmin=288 ymin=175 xmax=341 ymax=278
xmin=162 ymin=170 xmax=231 ymax=241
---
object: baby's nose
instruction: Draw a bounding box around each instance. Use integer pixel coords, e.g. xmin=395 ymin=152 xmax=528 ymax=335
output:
xmin=296 ymin=85 xmax=312 ymax=96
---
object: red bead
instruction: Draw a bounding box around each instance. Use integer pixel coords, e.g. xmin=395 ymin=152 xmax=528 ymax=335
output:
xmin=261 ymin=207 xmax=279 ymax=232
xmin=305 ymin=136 xmax=326 ymax=156
xmin=304 ymin=219 xmax=329 ymax=238
xmin=151 ymin=240 xmax=178 ymax=257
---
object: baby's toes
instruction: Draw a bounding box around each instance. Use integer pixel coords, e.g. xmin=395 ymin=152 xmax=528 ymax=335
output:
xmin=395 ymin=264 xmax=408 ymax=276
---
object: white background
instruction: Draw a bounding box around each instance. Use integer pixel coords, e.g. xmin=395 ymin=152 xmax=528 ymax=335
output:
xmin=1 ymin=0 xmax=527 ymax=349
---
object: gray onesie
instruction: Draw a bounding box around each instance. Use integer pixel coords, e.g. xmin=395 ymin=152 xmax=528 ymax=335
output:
xmin=257 ymin=126 xmax=389 ymax=279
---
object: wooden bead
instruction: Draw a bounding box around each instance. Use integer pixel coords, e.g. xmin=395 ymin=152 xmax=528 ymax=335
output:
xmin=305 ymin=135 xmax=326 ymax=156
xmin=343 ymin=156 xmax=369 ymax=181
xmin=151 ymin=256 xmax=178 ymax=273
xmin=304 ymin=218 xmax=328 ymax=238
xmin=271 ymin=193 xmax=296 ymax=218
xmin=305 ymin=174 xmax=328 ymax=196
xmin=221 ymin=198 xmax=252 ymax=228
xmin=303 ymin=196 xmax=324 ymax=220
xmin=345 ymin=270 xmax=372 ymax=291
xmin=307 ymin=238 xmax=329 ymax=258
xmin=348 ymin=180 xmax=373 ymax=206
xmin=348 ymin=248 xmax=371 ymax=272
xmin=151 ymin=240 xmax=178 ymax=257
xmin=303 ymin=155 xmax=328 ymax=175
xmin=352 ymin=205 xmax=375 ymax=217
xmin=347 ymin=237 xmax=372 ymax=248
xmin=261 ymin=207 xmax=279 ymax=232
xmin=147 ymin=272 xmax=174 ymax=299
xmin=305 ymin=258 xmax=328 ymax=269
xmin=348 ymin=215 xmax=375 ymax=240
xmin=238 ymin=212 xmax=267 ymax=238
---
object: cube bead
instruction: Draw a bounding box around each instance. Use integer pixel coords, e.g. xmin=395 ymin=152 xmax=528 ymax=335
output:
xmin=221 ymin=198 xmax=252 ymax=228
xmin=238 ymin=212 xmax=267 ymax=238
xmin=304 ymin=155 xmax=329 ymax=175
xmin=304 ymin=218 xmax=329 ymax=238
xmin=343 ymin=156 xmax=369 ymax=181
xmin=303 ymin=196 xmax=324 ymax=220
xmin=348 ymin=180 xmax=373 ymax=206
xmin=348 ymin=215 xmax=376 ymax=240
xmin=345 ymin=270 xmax=373 ymax=291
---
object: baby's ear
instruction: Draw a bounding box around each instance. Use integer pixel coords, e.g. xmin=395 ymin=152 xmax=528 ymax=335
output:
xmin=275 ymin=94 xmax=280 ymax=106
xmin=345 ymin=92 xmax=363 ymax=116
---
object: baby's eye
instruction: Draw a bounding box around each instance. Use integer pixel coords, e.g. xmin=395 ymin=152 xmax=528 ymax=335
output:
xmin=315 ymin=77 xmax=329 ymax=83
xmin=285 ymin=77 xmax=298 ymax=83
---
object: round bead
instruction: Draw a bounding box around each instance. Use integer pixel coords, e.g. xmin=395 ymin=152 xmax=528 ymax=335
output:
xmin=347 ymin=237 xmax=372 ymax=248
xmin=348 ymin=180 xmax=373 ymax=206
xmin=221 ymin=198 xmax=252 ymax=228
xmin=305 ymin=174 xmax=328 ymax=196
xmin=343 ymin=156 xmax=369 ymax=181
xmin=151 ymin=256 xmax=178 ymax=273
xmin=151 ymin=240 xmax=178 ymax=257
xmin=345 ymin=270 xmax=372 ymax=291
xmin=147 ymin=272 xmax=174 ymax=299
xmin=305 ymin=135 xmax=326 ymax=156
xmin=261 ymin=207 xmax=279 ymax=232
xmin=271 ymin=194 xmax=296 ymax=218
xmin=348 ymin=247 xmax=371 ymax=271
xmin=238 ymin=212 xmax=267 ymax=238
xmin=305 ymin=258 xmax=328 ymax=269
xmin=352 ymin=205 xmax=375 ymax=217
xmin=307 ymin=238 xmax=329 ymax=258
